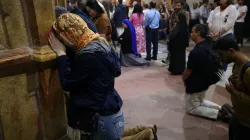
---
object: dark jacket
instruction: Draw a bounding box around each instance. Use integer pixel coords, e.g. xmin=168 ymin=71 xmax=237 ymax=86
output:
xmin=113 ymin=4 xmax=127 ymax=27
xmin=71 ymin=8 xmax=98 ymax=33
xmin=57 ymin=39 xmax=123 ymax=121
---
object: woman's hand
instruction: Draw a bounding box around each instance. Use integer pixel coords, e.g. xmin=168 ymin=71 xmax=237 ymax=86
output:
xmin=49 ymin=32 xmax=66 ymax=56
xmin=212 ymin=33 xmax=220 ymax=40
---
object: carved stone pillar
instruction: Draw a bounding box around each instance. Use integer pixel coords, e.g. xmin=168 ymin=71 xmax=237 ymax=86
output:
xmin=0 ymin=0 xmax=70 ymax=139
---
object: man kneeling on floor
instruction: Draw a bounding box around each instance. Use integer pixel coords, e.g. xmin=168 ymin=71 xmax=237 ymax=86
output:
xmin=182 ymin=24 xmax=222 ymax=120
xmin=214 ymin=38 xmax=250 ymax=140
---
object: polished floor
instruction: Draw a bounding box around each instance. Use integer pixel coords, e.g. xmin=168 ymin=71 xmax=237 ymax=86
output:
xmin=114 ymin=41 xmax=250 ymax=140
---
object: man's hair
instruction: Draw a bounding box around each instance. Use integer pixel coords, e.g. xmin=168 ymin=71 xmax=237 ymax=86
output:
xmin=193 ymin=3 xmax=198 ymax=6
xmin=118 ymin=0 xmax=122 ymax=4
xmin=213 ymin=38 xmax=240 ymax=51
xmin=150 ymin=1 xmax=156 ymax=8
xmin=144 ymin=3 xmax=149 ymax=8
xmin=86 ymin=0 xmax=104 ymax=14
xmin=194 ymin=24 xmax=208 ymax=38
xmin=175 ymin=0 xmax=185 ymax=6
xmin=203 ymin=0 xmax=209 ymax=4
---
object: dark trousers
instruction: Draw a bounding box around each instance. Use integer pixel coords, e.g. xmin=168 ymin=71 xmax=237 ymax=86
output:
xmin=229 ymin=117 xmax=250 ymax=140
xmin=234 ymin=22 xmax=244 ymax=45
xmin=146 ymin=28 xmax=159 ymax=59
xmin=189 ymin=19 xmax=199 ymax=33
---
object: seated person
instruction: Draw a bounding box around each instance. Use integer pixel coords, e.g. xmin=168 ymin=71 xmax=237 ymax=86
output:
xmin=118 ymin=19 xmax=149 ymax=67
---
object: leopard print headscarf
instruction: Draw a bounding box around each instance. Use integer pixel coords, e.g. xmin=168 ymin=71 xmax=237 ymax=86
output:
xmin=52 ymin=13 xmax=100 ymax=52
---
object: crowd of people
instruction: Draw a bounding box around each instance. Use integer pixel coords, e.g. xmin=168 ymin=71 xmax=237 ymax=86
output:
xmin=50 ymin=0 xmax=250 ymax=139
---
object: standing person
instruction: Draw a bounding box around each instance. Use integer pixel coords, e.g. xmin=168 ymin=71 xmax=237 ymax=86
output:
xmin=49 ymin=13 xmax=124 ymax=140
xmin=67 ymin=1 xmax=98 ymax=33
xmin=119 ymin=19 xmax=149 ymax=66
xmin=234 ymin=0 xmax=248 ymax=47
xmin=183 ymin=24 xmax=222 ymax=120
xmin=199 ymin=0 xmax=210 ymax=24
xmin=130 ymin=4 xmax=146 ymax=56
xmin=113 ymin=0 xmax=127 ymax=37
xmin=208 ymin=0 xmax=238 ymax=40
xmin=129 ymin=1 xmax=138 ymax=18
xmin=109 ymin=1 xmax=116 ymax=19
xmin=190 ymin=3 xmax=200 ymax=33
xmin=143 ymin=3 xmax=150 ymax=20
xmin=169 ymin=0 xmax=190 ymax=32
xmin=168 ymin=13 xmax=189 ymax=75
xmin=214 ymin=38 xmax=250 ymax=140
xmin=86 ymin=0 xmax=112 ymax=41
xmin=158 ymin=14 xmax=168 ymax=40
xmin=233 ymin=0 xmax=239 ymax=9
xmin=144 ymin=1 xmax=160 ymax=61
xmin=159 ymin=3 xmax=170 ymax=20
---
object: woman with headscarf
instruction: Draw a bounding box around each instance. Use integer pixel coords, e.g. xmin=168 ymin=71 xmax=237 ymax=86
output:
xmin=49 ymin=13 xmax=124 ymax=140
xmin=86 ymin=0 xmax=112 ymax=41
xmin=119 ymin=19 xmax=149 ymax=66
xmin=130 ymin=4 xmax=146 ymax=55
xmin=168 ymin=13 xmax=189 ymax=75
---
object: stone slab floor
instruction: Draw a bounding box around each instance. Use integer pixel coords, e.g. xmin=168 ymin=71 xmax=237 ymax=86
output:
xmin=114 ymin=41 xmax=250 ymax=140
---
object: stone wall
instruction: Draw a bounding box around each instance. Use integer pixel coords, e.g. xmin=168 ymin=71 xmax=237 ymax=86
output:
xmin=0 ymin=0 xmax=70 ymax=139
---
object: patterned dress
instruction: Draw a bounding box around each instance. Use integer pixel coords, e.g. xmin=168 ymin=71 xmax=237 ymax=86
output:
xmin=130 ymin=13 xmax=146 ymax=54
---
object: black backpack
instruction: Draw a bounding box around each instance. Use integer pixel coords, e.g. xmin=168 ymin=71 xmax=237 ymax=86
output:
xmin=199 ymin=45 xmax=223 ymax=85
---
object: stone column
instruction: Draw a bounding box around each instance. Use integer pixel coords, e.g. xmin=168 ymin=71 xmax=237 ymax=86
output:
xmin=0 ymin=0 xmax=70 ymax=139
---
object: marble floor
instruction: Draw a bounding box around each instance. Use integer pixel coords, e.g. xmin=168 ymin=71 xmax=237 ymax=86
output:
xmin=114 ymin=41 xmax=250 ymax=140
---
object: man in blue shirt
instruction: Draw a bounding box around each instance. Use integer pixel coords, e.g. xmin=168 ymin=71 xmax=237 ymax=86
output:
xmin=144 ymin=1 xmax=160 ymax=61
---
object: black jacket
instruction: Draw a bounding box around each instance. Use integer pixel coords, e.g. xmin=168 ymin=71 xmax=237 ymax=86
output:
xmin=57 ymin=39 xmax=123 ymax=119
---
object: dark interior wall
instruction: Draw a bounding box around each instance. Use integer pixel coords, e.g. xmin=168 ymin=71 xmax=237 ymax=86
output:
xmin=244 ymin=1 xmax=250 ymax=37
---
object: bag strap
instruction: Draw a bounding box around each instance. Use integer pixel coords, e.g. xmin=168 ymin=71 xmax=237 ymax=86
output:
xmin=240 ymin=62 xmax=250 ymax=80
xmin=148 ymin=11 xmax=156 ymax=27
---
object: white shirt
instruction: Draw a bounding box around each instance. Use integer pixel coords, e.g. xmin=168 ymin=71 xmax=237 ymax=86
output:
xmin=143 ymin=9 xmax=150 ymax=20
xmin=208 ymin=5 xmax=238 ymax=37
xmin=207 ymin=10 xmax=214 ymax=24
xmin=200 ymin=5 xmax=210 ymax=18
xmin=190 ymin=8 xmax=200 ymax=20
xmin=237 ymin=5 xmax=248 ymax=22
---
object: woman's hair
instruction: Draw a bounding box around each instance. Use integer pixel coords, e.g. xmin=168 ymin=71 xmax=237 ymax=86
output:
xmin=133 ymin=4 xmax=143 ymax=14
xmin=86 ymin=0 xmax=105 ymax=14
xmin=177 ymin=13 xmax=187 ymax=26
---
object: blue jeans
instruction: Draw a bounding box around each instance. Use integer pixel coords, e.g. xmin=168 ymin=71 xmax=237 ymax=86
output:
xmin=146 ymin=28 xmax=159 ymax=59
xmin=92 ymin=110 xmax=125 ymax=140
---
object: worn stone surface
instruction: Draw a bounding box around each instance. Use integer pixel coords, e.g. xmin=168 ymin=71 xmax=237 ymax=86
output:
xmin=0 ymin=73 xmax=38 ymax=140
xmin=0 ymin=0 xmax=29 ymax=49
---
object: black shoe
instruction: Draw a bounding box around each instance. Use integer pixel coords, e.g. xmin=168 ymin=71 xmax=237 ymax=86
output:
xmin=151 ymin=57 xmax=157 ymax=60
xmin=138 ymin=54 xmax=142 ymax=57
xmin=145 ymin=58 xmax=151 ymax=61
